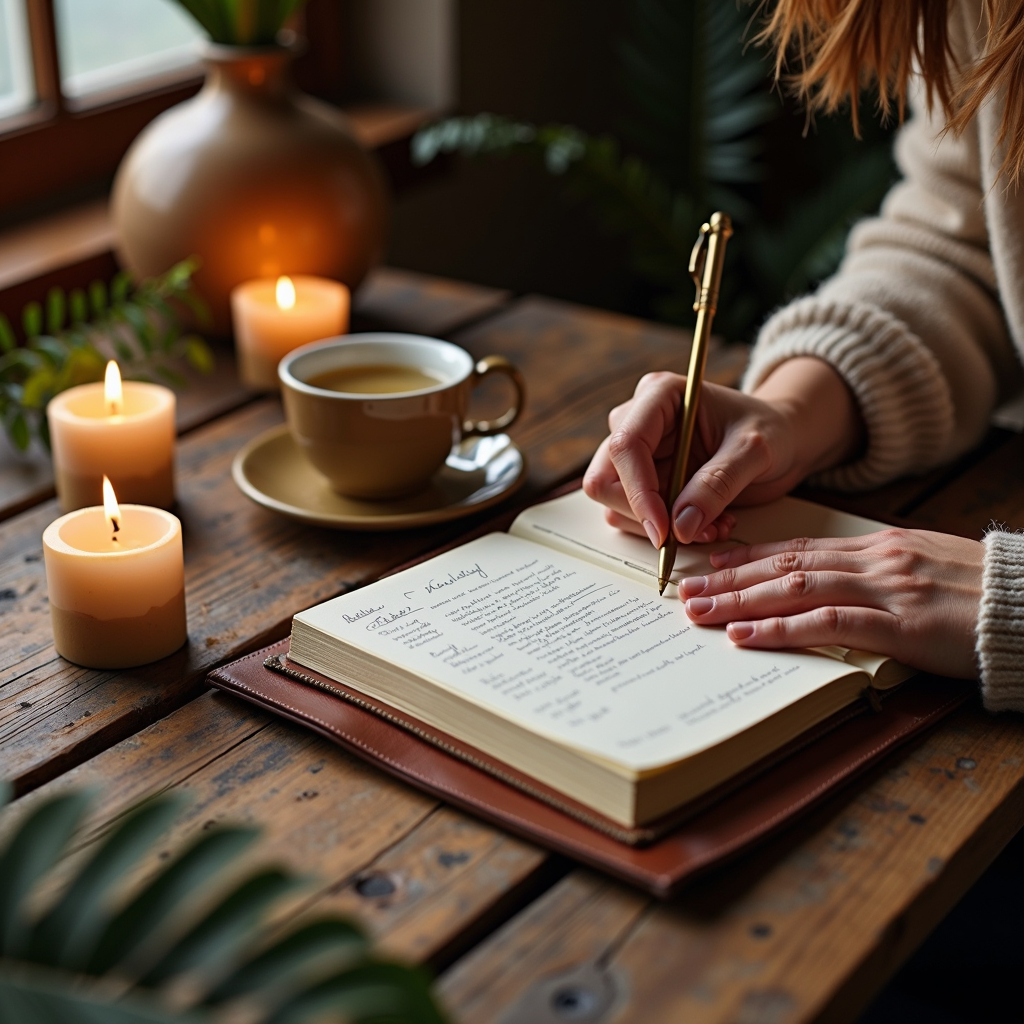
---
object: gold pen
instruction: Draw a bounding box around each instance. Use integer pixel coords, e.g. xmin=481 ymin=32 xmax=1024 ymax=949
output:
xmin=657 ymin=211 xmax=733 ymax=594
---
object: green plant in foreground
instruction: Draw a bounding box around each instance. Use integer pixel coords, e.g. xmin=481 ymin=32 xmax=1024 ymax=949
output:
xmin=0 ymin=785 xmax=446 ymax=1023
xmin=172 ymin=0 xmax=308 ymax=45
xmin=0 ymin=258 xmax=214 ymax=453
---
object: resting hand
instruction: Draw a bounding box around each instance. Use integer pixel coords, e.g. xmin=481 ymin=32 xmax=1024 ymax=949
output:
xmin=681 ymin=529 xmax=984 ymax=679
xmin=583 ymin=358 xmax=862 ymax=548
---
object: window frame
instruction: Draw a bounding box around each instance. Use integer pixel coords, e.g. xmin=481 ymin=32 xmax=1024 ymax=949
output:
xmin=0 ymin=0 xmax=349 ymax=222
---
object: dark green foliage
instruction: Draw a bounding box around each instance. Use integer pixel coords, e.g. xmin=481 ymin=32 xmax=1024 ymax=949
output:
xmin=412 ymin=0 xmax=896 ymax=341
xmin=0 ymin=787 xmax=446 ymax=1023
xmin=171 ymin=0 xmax=308 ymax=45
xmin=0 ymin=258 xmax=214 ymax=453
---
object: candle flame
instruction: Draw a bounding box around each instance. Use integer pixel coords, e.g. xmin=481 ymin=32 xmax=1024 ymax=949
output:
xmin=104 ymin=361 xmax=123 ymax=416
xmin=276 ymin=276 xmax=296 ymax=311
xmin=102 ymin=475 xmax=121 ymax=539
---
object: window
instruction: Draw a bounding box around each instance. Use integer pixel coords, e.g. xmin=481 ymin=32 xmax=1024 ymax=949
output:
xmin=0 ymin=0 xmax=348 ymax=224
xmin=0 ymin=0 xmax=34 ymax=119
xmin=55 ymin=0 xmax=203 ymax=101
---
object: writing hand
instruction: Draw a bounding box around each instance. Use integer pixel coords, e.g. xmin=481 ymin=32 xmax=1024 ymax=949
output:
xmin=681 ymin=529 xmax=984 ymax=678
xmin=583 ymin=358 xmax=863 ymax=548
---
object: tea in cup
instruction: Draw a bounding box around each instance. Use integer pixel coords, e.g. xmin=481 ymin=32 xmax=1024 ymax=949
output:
xmin=279 ymin=334 xmax=525 ymax=499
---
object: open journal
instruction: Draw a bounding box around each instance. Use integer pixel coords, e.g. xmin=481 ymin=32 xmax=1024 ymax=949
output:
xmin=289 ymin=490 xmax=911 ymax=828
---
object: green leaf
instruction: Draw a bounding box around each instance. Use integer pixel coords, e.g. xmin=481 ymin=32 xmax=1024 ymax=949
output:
xmin=20 ymin=370 xmax=56 ymax=410
xmin=89 ymin=827 xmax=259 ymax=975
xmin=28 ymin=796 xmax=184 ymax=971
xmin=0 ymin=315 xmax=15 ymax=353
xmin=111 ymin=271 xmax=132 ymax=306
xmin=88 ymin=280 xmax=107 ymax=317
xmin=140 ymin=869 xmax=303 ymax=986
xmin=68 ymin=289 xmax=88 ymax=326
xmin=45 ymin=288 xmax=66 ymax=335
xmin=204 ymin=918 xmax=367 ymax=1005
xmin=183 ymin=336 xmax=215 ymax=374
xmin=0 ymin=963 xmax=200 ymax=1024
xmin=269 ymin=961 xmax=447 ymax=1024
xmin=0 ymin=791 xmax=93 ymax=955
xmin=22 ymin=302 xmax=42 ymax=339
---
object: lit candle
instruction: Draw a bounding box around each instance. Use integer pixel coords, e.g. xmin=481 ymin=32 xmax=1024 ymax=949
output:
xmin=231 ymin=274 xmax=350 ymax=389
xmin=47 ymin=361 xmax=176 ymax=512
xmin=42 ymin=477 xmax=187 ymax=669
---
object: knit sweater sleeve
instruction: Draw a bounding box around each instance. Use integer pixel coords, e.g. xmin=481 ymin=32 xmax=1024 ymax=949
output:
xmin=978 ymin=531 xmax=1024 ymax=712
xmin=744 ymin=10 xmax=1020 ymax=491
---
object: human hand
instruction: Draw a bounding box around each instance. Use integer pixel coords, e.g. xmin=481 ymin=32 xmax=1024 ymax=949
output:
xmin=583 ymin=358 xmax=861 ymax=548
xmin=680 ymin=528 xmax=984 ymax=679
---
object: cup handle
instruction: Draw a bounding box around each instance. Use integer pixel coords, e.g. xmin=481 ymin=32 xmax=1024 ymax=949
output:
xmin=463 ymin=355 xmax=526 ymax=437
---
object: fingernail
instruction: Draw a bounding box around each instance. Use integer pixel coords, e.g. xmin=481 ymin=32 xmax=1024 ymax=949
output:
xmin=729 ymin=622 xmax=754 ymax=641
xmin=674 ymin=505 xmax=704 ymax=543
xmin=680 ymin=575 xmax=708 ymax=597
xmin=696 ymin=526 xmax=716 ymax=544
xmin=687 ymin=597 xmax=714 ymax=616
xmin=643 ymin=520 xmax=660 ymax=547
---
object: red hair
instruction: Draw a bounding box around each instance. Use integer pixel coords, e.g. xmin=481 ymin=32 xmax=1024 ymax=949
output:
xmin=757 ymin=0 xmax=1024 ymax=185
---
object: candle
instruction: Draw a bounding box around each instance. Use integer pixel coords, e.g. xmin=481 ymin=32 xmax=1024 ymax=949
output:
xmin=47 ymin=361 xmax=176 ymax=513
xmin=42 ymin=477 xmax=187 ymax=669
xmin=231 ymin=274 xmax=350 ymax=389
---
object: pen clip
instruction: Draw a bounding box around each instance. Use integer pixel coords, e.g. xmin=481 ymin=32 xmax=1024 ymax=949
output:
xmin=689 ymin=222 xmax=710 ymax=311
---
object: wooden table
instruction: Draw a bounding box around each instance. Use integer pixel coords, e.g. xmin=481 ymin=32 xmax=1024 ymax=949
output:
xmin=1 ymin=267 xmax=1022 ymax=1024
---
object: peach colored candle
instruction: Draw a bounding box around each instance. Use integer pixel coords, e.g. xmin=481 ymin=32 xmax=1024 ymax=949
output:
xmin=47 ymin=361 xmax=175 ymax=512
xmin=42 ymin=477 xmax=186 ymax=669
xmin=231 ymin=274 xmax=349 ymax=389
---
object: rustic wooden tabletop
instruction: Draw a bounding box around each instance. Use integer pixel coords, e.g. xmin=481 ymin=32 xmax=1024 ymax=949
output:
xmin=1 ymin=266 xmax=1022 ymax=1024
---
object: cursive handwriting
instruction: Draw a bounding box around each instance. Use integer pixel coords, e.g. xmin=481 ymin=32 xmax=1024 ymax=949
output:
xmin=425 ymin=563 xmax=488 ymax=593
xmin=342 ymin=605 xmax=384 ymax=624
xmin=365 ymin=606 xmax=422 ymax=631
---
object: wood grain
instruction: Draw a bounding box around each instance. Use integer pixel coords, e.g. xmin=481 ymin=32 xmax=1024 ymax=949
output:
xmin=1 ymin=295 xmax=737 ymax=795
xmin=439 ymin=703 xmax=1024 ymax=1024
xmin=903 ymin=431 xmax=1024 ymax=537
xmin=352 ymin=266 xmax=512 ymax=338
xmin=3 ymin=688 xmax=551 ymax=976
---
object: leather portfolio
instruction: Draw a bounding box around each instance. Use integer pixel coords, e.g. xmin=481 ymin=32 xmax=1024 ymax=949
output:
xmin=208 ymin=638 xmax=972 ymax=897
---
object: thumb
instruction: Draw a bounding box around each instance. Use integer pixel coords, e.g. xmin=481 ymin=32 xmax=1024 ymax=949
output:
xmin=671 ymin=429 xmax=772 ymax=543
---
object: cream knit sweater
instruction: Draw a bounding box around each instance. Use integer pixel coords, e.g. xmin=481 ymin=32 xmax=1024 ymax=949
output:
xmin=744 ymin=0 xmax=1024 ymax=710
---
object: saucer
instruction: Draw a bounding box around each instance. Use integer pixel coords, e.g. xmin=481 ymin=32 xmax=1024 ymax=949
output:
xmin=232 ymin=424 xmax=527 ymax=530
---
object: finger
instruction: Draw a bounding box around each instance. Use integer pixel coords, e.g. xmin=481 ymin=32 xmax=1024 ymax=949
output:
xmin=683 ymin=547 xmax=868 ymax=597
xmin=605 ymin=382 xmax=685 ymax=544
xmin=725 ymin=605 xmax=900 ymax=655
xmin=708 ymin=533 xmax=884 ymax=570
xmin=671 ymin=426 xmax=775 ymax=544
xmin=684 ymin=570 xmax=883 ymax=625
xmin=604 ymin=508 xmax=650 ymax=537
xmin=584 ymin=441 xmax=673 ymax=524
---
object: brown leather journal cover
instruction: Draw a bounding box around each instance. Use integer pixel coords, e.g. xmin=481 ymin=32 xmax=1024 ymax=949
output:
xmin=208 ymin=638 xmax=972 ymax=897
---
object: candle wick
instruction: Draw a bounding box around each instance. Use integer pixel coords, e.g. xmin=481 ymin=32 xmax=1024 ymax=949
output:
xmin=111 ymin=518 xmax=120 ymax=538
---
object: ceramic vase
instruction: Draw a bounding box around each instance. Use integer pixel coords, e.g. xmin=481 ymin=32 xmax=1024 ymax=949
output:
xmin=111 ymin=45 xmax=389 ymax=334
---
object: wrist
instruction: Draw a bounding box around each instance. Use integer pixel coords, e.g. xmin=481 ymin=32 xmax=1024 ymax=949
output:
xmin=753 ymin=357 xmax=864 ymax=477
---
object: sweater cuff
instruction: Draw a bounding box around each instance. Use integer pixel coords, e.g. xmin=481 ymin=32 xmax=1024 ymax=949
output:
xmin=977 ymin=531 xmax=1024 ymax=713
xmin=743 ymin=297 xmax=955 ymax=491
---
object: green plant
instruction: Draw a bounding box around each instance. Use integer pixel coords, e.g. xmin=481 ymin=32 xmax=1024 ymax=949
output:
xmin=171 ymin=0 xmax=308 ymax=45
xmin=0 ymin=785 xmax=446 ymax=1023
xmin=412 ymin=0 xmax=897 ymax=341
xmin=0 ymin=258 xmax=214 ymax=453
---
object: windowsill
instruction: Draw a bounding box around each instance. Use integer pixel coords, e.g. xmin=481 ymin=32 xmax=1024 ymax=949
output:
xmin=0 ymin=102 xmax=436 ymax=297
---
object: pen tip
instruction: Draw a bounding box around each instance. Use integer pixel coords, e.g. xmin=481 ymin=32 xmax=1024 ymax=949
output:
xmin=658 ymin=579 xmax=667 ymax=596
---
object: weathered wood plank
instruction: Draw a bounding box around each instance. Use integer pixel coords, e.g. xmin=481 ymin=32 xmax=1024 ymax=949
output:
xmin=351 ymin=266 xmax=512 ymax=337
xmin=1 ymin=294 xmax=739 ymax=794
xmin=438 ymin=704 xmax=1024 ymax=1024
xmin=902 ymin=431 xmax=1024 ymax=538
xmin=3 ymin=688 xmax=551 ymax=975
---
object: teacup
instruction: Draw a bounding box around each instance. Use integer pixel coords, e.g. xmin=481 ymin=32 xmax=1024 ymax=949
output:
xmin=279 ymin=333 xmax=526 ymax=499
